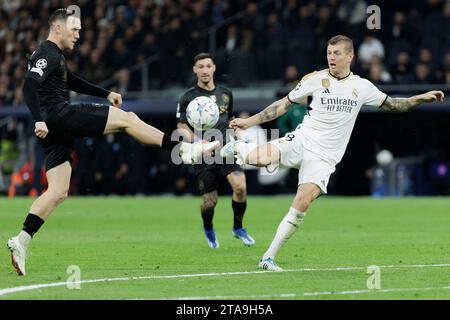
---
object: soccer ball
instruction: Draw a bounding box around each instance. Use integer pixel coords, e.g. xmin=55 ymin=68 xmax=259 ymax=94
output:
xmin=186 ymin=96 xmax=219 ymax=131
xmin=376 ymin=149 xmax=393 ymax=166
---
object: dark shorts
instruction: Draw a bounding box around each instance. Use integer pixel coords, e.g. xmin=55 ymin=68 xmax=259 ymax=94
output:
xmin=196 ymin=163 xmax=243 ymax=195
xmin=39 ymin=103 xmax=109 ymax=171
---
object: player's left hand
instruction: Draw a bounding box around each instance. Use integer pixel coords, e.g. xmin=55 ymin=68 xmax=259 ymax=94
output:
xmin=420 ymin=91 xmax=445 ymax=103
xmin=108 ymin=92 xmax=123 ymax=108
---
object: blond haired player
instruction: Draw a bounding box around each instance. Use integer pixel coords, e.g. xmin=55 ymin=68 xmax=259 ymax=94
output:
xmin=7 ymin=8 xmax=218 ymax=276
xmin=220 ymin=35 xmax=445 ymax=271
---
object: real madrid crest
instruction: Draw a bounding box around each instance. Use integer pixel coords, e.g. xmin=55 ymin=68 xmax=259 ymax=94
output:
xmin=321 ymin=78 xmax=330 ymax=88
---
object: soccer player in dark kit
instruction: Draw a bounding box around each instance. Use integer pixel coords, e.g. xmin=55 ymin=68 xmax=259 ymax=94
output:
xmin=7 ymin=8 xmax=218 ymax=276
xmin=176 ymin=53 xmax=255 ymax=249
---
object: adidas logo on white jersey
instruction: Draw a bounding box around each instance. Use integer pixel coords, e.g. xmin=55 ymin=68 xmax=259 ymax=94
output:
xmin=322 ymin=88 xmax=330 ymax=94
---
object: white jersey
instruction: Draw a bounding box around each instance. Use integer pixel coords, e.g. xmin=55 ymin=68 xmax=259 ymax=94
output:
xmin=288 ymin=69 xmax=387 ymax=165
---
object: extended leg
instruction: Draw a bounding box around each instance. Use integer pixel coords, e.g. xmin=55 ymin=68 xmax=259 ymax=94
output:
xmin=221 ymin=139 xmax=281 ymax=167
xmin=259 ymin=183 xmax=321 ymax=271
xmin=104 ymin=107 xmax=164 ymax=145
xmin=104 ymin=107 xmax=219 ymax=163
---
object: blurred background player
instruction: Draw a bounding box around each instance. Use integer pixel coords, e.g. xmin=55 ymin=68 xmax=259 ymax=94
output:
xmin=7 ymin=9 xmax=218 ymax=276
xmin=176 ymin=53 xmax=255 ymax=248
xmin=221 ymin=35 xmax=445 ymax=271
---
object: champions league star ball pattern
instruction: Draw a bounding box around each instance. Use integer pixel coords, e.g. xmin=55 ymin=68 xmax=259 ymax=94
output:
xmin=186 ymin=96 xmax=220 ymax=131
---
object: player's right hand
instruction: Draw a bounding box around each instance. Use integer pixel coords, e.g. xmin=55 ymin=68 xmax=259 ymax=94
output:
xmin=229 ymin=118 xmax=250 ymax=130
xmin=420 ymin=90 xmax=445 ymax=103
xmin=108 ymin=92 xmax=123 ymax=108
xmin=35 ymin=121 xmax=49 ymax=139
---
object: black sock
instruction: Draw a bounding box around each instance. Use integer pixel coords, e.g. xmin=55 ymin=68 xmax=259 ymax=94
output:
xmin=201 ymin=205 xmax=215 ymax=231
xmin=232 ymin=200 xmax=247 ymax=229
xmin=22 ymin=213 xmax=45 ymax=238
xmin=161 ymin=134 xmax=179 ymax=151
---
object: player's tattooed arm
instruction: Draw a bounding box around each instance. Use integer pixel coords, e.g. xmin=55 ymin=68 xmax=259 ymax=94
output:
xmin=381 ymin=97 xmax=417 ymax=112
xmin=229 ymin=96 xmax=297 ymax=130
xmin=381 ymin=91 xmax=444 ymax=112
xmin=257 ymin=96 xmax=293 ymax=123
xmin=381 ymin=97 xmax=414 ymax=112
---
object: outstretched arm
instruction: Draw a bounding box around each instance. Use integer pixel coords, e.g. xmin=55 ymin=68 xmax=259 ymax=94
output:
xmin=230 ymin=96 xmax=303 ymax=130
xmin=67 ymin=71 xmax=122 ymax=107
xmin=256 ymin=96 xmax=293 ymax=124
xmin=67 ymin=71 xmax=110 ymax=98
xmin=381 ymin=91 xmax=444 ymax=112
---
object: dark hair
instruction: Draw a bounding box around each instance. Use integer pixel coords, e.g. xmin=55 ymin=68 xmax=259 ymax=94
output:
xmin=48 ymin=8 xmax=75 ymax=27
xmin=194 ymin=52 xmax=215 ymax=65
xmin=327 ymin=35 xmax=354 ymax=53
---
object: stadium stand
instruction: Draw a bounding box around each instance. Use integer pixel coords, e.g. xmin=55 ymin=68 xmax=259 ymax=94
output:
xmin=0 ymin=0 xmax=449 ymax=196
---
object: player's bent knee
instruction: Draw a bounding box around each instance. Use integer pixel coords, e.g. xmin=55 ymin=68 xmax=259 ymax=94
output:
xmin=105 ymin=108 xmax=129 ymax=133
xmin=116 ymin=111 xmax=138 ymax=129
xmin=59 ymin=191 xmax=69 ymax=203
xmin=233 ymin=185 xmax=247 ymax=198
xmin=202 ymin=193 xmax=218 ymax=210
xmin=294 ymin=197 xmax=314 ymax=212
xmin=202 ymin=200 xmax=217 ymax=211
xmin=298 ymin=200 xmax=310 ymax=212
xmin=47 ymin=189 xmax=69 ymax=204
xmin=113 ymin=109 xmax=138 ymax=125
xmin=295 ymin=200 xmax=310 ymax=212
xmin=57 ymin=189 xmax=69 ymax=202
xmin=127 ymin=111 xmax=139 ymax=125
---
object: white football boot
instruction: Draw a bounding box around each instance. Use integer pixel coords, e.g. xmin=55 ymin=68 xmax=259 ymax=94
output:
xmin=258 ymin=257 xmax=283 ymax=272
xmin=180 ymin=141 xmax=220 ymax=164
xmin=7 ymin=237 xmax=27 ymax=276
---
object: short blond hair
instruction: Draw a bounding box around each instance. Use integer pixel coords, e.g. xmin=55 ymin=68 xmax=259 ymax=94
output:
xmin=327 ymin=35 xmax=354 ymax=53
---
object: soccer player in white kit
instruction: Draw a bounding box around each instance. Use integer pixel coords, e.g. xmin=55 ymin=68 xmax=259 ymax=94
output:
xmin=220 ymin=35 xmax=445 ymax=271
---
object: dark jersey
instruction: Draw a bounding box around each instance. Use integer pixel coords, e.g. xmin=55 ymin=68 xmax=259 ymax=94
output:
xmin=25 ymin=40 xmax=69 ymax=119
xmin=176 ymin=84 xmax=233 ymax=142
xmin=24 ymin=40 xmax=109 ymax=123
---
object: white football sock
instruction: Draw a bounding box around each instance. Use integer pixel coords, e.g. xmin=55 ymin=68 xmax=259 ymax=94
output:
xmin=18 ymin=230 xmax=31 ymax=249
xmin=235 ymin=141 xmax=258 ymax=164
xmin=263 ymin=207 xmax=306 ymax=260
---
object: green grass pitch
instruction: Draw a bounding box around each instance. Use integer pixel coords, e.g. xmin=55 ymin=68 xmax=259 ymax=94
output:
xmin=1 ymin=196 xmax=449 ymax=300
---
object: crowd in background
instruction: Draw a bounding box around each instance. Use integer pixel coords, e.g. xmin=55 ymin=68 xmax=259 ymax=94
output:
xmin=1 ymin=0 xmax=450 ymax=196
xmin=0 ymin=0 xmax=450 ymax=106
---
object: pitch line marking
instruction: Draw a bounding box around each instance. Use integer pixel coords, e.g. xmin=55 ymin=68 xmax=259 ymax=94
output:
xmin=159 ymin=285 xmax=450 ymax=300
xmin=1 ymin=263 xmax=449 ymax=297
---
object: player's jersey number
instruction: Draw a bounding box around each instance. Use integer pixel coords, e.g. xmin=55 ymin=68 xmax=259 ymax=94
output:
xmin=285 ymin=133 xmax=295 ymax=141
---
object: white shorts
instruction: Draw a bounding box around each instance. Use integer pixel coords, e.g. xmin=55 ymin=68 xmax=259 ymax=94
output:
xmin=268 ymin=131 xmax=336 ymax=194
